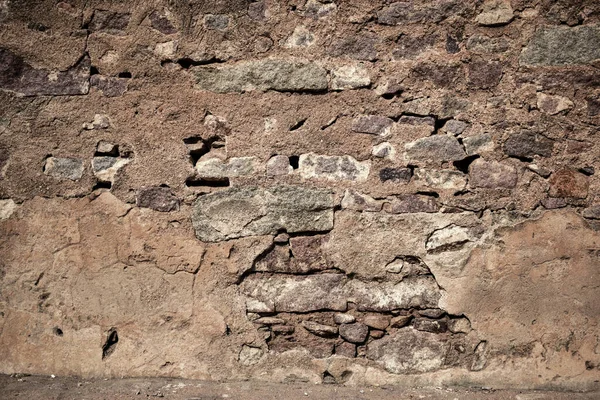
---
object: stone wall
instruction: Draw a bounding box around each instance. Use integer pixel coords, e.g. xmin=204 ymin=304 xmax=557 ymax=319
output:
xmin=0 ymin=0 xmax=599 ymax=391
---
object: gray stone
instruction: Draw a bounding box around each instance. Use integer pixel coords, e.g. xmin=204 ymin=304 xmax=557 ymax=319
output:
xmin=341 ymin=189 xmax=383 ymax=212
xmin=466 ymin=34 xmax=510 ymax=53
xmin=413 ymin=318 xmax=447 ymax=333
xmin=426 ymin=225 xmax=475 ymax=253
xmin=266 ymin=155 xmax=292 ymax=176
xmin=527 ymin=164 xmax=551 ymax=178
xmin=304 ymin=0 xmax=337 ymax=19
xmin=0 ymin=48 xmax=90 ymax=96
xmin=503 ymin=132 xmax=554 ymax=158
xmin=471 ymin=341 xmax=488 ymax=371
xmin=192 ymin=186 xmax=334 ymax=242
xmin=204 ymin=14 xmax=229 ymax=30
xmin=92 ymin=156 xmax=130 ymax=183
xmin=404 ymin=135 xmax=466 ymax=163
xmin=475 ymin=0 xmax=513 ymax=26
xmin=339 ymin=323 xmax=369 ymax=344
xmin=385 ymin=194 xmax=438 ymax=214
xmin=393 ymin=34 xmax=437 ymax=59
xmin=537 ymin=93 xmax=574 ymax=115
xmin=195 ymin=157 xmax=258 ymax=178
xmin=89 ymin=10 xmax=130 ymax=33
xmin=418 ymin=309 xmax=445 ymax=318
xmin=467 ymin=61 xmax=502 ymax=89
xmin=330 ymin=64 xmax=370 ymax=90
xmin=329 ymin=35 xmax=378 ymax=61
xmin=469 ymin=159 xmax=517 ymax=189
xmin=367 ymin=328 xmax=451 ymax=373
xmin=346 ymin=277 xmax=441 ymax=312
xmin=284 ymin=26 xmax=315 ymax=48
xmin=377 ymin=1 xmax=469 ymax=25
xmin=372 ymin=142 xmax=396 ymax=160
xmin=398 ymin=115 xmax=435 ymax=128
xmin=44 ymin=157 xmax=84 ymax=181
xmin=298 ymin=153 xmax=370 ymax=182
xmin=96 ymin=140 xmax=118 ymax=155
xmin=83 ymin=114 xmax=111 ymax=130
xmin=390 ymin=315 xmax=412 ymax=328
xmin=351 ymin=115 xmax=394 ymax=135
xmin=582 ymin=205 xmax=600 ymax=220
xmin=248 ymin=1 xmax=266 ymax=21
xmin=239 ymin=345 xmax=264 ymax=366
xmin=334 ymin=341 xmax=356 ymax=358
xmin=149 ymin=10 xmax=177 ymax=34
xmin=541 ymin=197 xmax=567 ymax=209
xmin=448 ymin=318 xmax=471 ymax=333
xmin=302 ymin=321 xmax=338 ymax=337
xmin=136 ymin=187 xmax=180 ymax=212
xmin=463 ymin=134 xmax=494 ymax=155
xmin=520 ymin=25 xmax=600 ymax=66
xmin=90 ymin=75 xmax=128 ymax=97
xmin=240 ymin=274 xmax=347 ymax=313
xmin=413 ymin=169 xmax=467 ymax=190
xmin=443 ymin=120 xmax=468 ymax=136
xmin=379 ymin=167 xmax=412 ymax=184
xmin=195 ymin=59 xmax=328 ymax=93
xmin=334 ymin=313 xmax=356 ymax=324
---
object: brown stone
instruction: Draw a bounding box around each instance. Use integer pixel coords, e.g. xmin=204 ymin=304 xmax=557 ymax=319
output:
xmin=363 ymin=315 xmax=391 ymax=330
xmin=334 ymin=341 xmax=356 ymax=358
xmin=136 ymin=187 xmax=180 ymax=212
xmin=549 ymin=168 xmax=589 ymax=199
xmin=469 ymin=159 xmax=517 ymax=189
xmin=339 ymin=323 xmax=369 ymax=344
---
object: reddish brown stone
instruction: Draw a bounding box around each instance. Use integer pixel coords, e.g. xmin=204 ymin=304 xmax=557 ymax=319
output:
xmin=549 ymin=168 xmax=589 ymax=199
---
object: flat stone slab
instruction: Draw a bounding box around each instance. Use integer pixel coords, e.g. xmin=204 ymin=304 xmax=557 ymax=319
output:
xmin=192 ymin=186 xmax=334 ymax=242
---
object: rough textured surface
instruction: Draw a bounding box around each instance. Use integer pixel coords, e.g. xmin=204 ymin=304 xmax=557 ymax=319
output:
xmin=0 ymin=0 xmax=600 ymax=393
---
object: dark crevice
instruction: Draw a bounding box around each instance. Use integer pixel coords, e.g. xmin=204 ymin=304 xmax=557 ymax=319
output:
xmin=34 ymin=272 xmax=44 ymax=286
xmin=117 ymin=72 xmax=132 ymax=78
xmin=320 ymin=116 xmax=338 ymax=130
xmin=184 ymin=135 xmax=224 ymax=165
xmin=90 ymin=66 xmax=100 ymax=75
xmin=508 ymin=155 xmax=534 ymax=163
xmin=185 ymin=177 xmax=230 ymax=187
xmin=289 ymin=155 xmax=300 ymax=169
xmin=579 ymin=166 xmax=595 ymax=176
xmin=101 ymin=328 xmax=118 ymax=360
xmin=92 ymin=181 xmax=112 ymax=190
xmin=434 ymin=117 xmax=452 ymax=134
xmin=53 ymin=327 xmax=63 ymax=337
xmin=162 ymin=57 xmax=225 ymax=69
xmin=289 ymin=119 xmax=306 ymax=131
xmin=416 ymin=191 xmax=440 ymax=198
xmin=453 ymin=155 xmax=480 ymax=174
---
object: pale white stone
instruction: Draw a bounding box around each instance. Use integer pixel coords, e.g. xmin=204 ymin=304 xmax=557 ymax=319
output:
xmin=372 ymin=142 xmax=396 ymax=160
xmin=196 ymin=157 xmax=258 ymax=178
xmin=0 ymin=199 xmax=16 ymax=220
xmin=299 ymin=153 xmax=370 ymax=182
xmin=330 ymin=64 xmax=370 ymax=90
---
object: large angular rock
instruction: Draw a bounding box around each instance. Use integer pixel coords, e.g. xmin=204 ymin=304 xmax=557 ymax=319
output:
xmin=520 ymin=25 xmax=600 ymax=66
xmin=240 ymin=274 xmax=347 ymax=313
xmin=298 ymin=153 xmax=370 ymax=182
xmin=330 ymin=64 xmax=370 ymax=90
xmin=194 ymin=59 xmax=328 ymax=93
xmin=386 ymin=194 xmax=438 ymax=214
xmin=549 ymin=168 xmax=589 ymax=199
xmin=475 ymin=0 xmax=513 ymax=26
xmin=136 ymin=187 xmax=180 ymax=212
xmin=413 ymin=169 xmax=467 ymax=190
xmin=0 ymin=48 xmax=90 ymax=96
xmin=404 ymin=135 xmax=466 ymax=164
xmin=469 ymin=159 xmax=517 ymax=189
xmin=346 ymin=276 xmax=441 ymax=311
xmin=351 ymin=115 xmax=394 ymax=135
xmin=195 ymin=157 xmax=258 ymax=178
xmin=44 ymin=157 xmax=84 ymax=180
xmin=192 ymin=186 xmax=334 ymax=242
xmin=503 ymin=132 xmax=554 ymax=158
xmin=367 ymin=328 xmax=454 ymax=373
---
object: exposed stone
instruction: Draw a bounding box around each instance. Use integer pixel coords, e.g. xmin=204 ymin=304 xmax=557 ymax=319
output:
xmin=351 ymin=115 xmax=394 ymax=136
xmin=304 ymin=0 xmax=337 ymax=19
xmin=376 ymin=1 xmax=469 ymax=25
xmin=418 ymin=309 xmax=445 ymax=318
xmin=372 ymin=142 xmax=396 ymax=160
xmin=83 ymin=114 xmax=111 ymax=130
xmin=92 ymin=156 xmax=130 ymax=183
xmin=192 ymin=186 xmax=333 ymax=241
xmin=379 ymin=167 xmax=412 ymax=184
xmin=333 ymin=313 xmax=355 ymax=324
xmin=366 ymin=328 xmax=452 ymax=373
xmin=413 ymin=318 xmax=447 ymax=333
xmin=266 ymin=155 xmax=292 ymax=176
xmin=195 ymin=157 xmax=258 ymax=178
xmin=413 ymin=169 xmax=467 ymax=190
xmin=240 ymin=274 xmax=347 ymax=313
xmin=398 ymin=116 xmax=435 ymax=129
xmin=503 ymin=132 xmax=554 ymax=158
xmin=582 ymin=206 xmax=600 ymax=220
xmin=149 ymin=10 xmax=177 ymax=34
xmin=204 ymin=14 xmax=229 ymax=30
xmin=541 ymin=197 xmax=567 ymax=209
xmin=194 ymin=59 xmax=328 ymax=93
xmin=467 ymin=61 xmax=502 ymax=89
xmin=363 ymin=315 xmax=390 ymax=331
xmin=393 ymin=34 xmax=437 ymax=59
xmin=346 ymin=277 xmax=441 ymax=311
xmin=289 ymin=235 xmax=333 ymax=272
xmin=136 ymin=186 xmax=180 ymax=212
xmin=329 ymin=35 xmax=378 ymax=61
xmin=298 ymin=153 xmax=370 ymax=182
xmin=537 ymin=93 xmax=574 ymax=115
xmin=284 ymin=26 xmax=315 ymax=48
xmin=339 ymin=323 xmax=368 ymax=344
xmin=469 ymin=159 xmax=517 ymax=189
xmin=96 ymin=141 xmax=118 ymax=156
xmin=520 ymin=25 xmax=600 ymax=66
xmin=44 ymin=157 xmax=84 ymax=181
xmin=330 ymin=64 xmax=370 ymax=90
xmin=334 ymin=341 xmax=356 ymax=358
xmin=412 ymin=62 xmax=462 ymax=88
xmin=448 ymin=318 xmax=471 ymax=333
xmin=475 ymin=0 xmax=513 ymax=26
xmin=390 ymin=315 xmax=412 ymax=328
xmin=90 ymin=75 xmax=128 ymax=97
xmin=273 ymin=232 xmax=289 ymax=243
xmin=239 ymin=345 xmax=263 ymax=366
xmin=254 ymin=317 xmax=285 ymax=326
xmin=404 ymin=135 xmax=466 ymax=164
xmin=0 ymin=48 xmax=90 ymax=96
xmin=341 ymin=189 xmax=383 ymax=212
xmin=302 ymin=321 xmax=338 ymax=337
xmin=466 ymin=34 xmax=510 ymax=53
xmin=154 ymin=41 xmax=178 ymax=59
xmin=443 ymin=120 xmax=468 ymax=136
xmin=370 ymin=329 xmax=385 ymax=339
xmin=549 ymin=168 xmax=589 ymax=199
xmin=248 ymin=1 xmax=266 ymax=21
xmin=385 ymin=259 xmax=405 ymax=274
xmin=271 ymin=325 xmax=295 ymax=335
xmin=426 ymin=225 xmax=475 ymax=253
xmin=463 ymin=134 xmax=494 ymax=155
xmin=0 ymin=199 xmax=16 ymax=220
xmin=471 ymin=341 xmax=487 ymax=371
xmin=89 ymin=10 xmax=130 ymax=33
xmin=385 ymin=194 xmax=438 ymax=214
xmin=527 ymin=164 xmax=551 ymax=178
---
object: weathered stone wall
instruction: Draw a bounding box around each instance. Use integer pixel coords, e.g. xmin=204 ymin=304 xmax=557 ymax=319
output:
xmin=0 ymin=0 xmax=599 ymax=391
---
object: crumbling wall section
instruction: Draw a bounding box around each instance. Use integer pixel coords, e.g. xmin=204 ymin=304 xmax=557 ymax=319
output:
xmin=1 ymin=0 xmax=600 ymax=391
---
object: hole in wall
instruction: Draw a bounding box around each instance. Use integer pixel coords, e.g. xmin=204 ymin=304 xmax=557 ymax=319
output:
xmin=92 ymin=181 xmax=112 ymax=190
xmin=289 ymin=156 xmax=300 ymax=169
xmin=289 ymin=119 xmax=306 ymax=131
xmin=185 ymin=177 xmax=230 ymax=187
xmin=453 ymin=155 xmax=480 ymax=174
xmin=102 ymin=328 xmax=119 ymax=360
xmin=90 ymin=66 xmax=100 ymax=75
xmin=53 ymin=327 xmax=63 ymax=337
xmin=117 ymin=72 xmax=132 ymax=79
